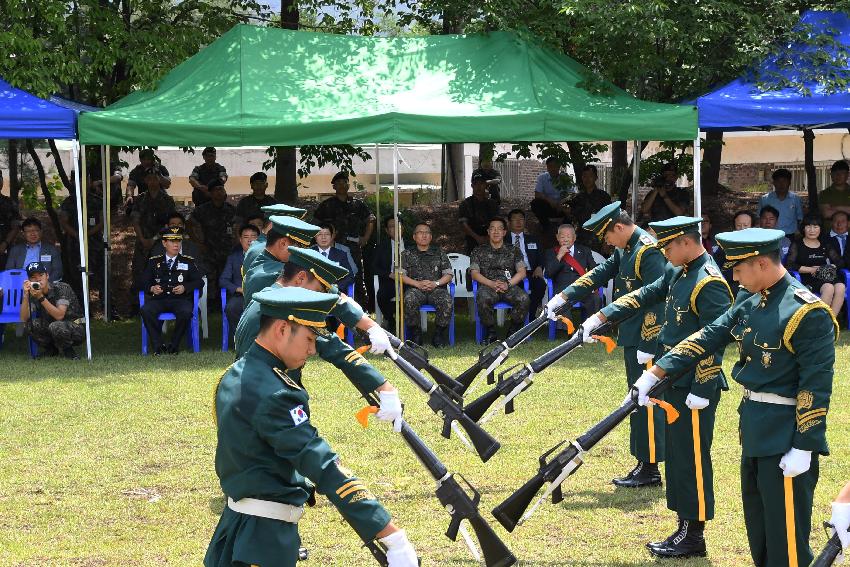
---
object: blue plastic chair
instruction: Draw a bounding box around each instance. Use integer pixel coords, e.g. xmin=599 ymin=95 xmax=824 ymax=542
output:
xmin=0 ymin=269 xmax=38 ymax=357
xmin=343 ymin=284 xmax=358 ymax=346
xmin=220 ymin=288 xmax=229 ymax=352
xmin=472 ymin=279 xmax=530 ymax=344
xmin=406 ymin=282 xmax=456 ymax=346
xmin=791 ymin=269 xmax=850 ymax=328
xmin=139 ymin=290 xmax=201 ymax=354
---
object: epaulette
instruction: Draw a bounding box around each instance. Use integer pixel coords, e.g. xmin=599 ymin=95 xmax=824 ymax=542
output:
xmin=794 ymin=287 xmax=819 ymax=304
xmin=705 ymin=264 xmax=722 ymax=278
xmin=149 ymin=254 xmax=164 ymax=260
xmin=639 ymin=233 xmax=655 ymax=246
xmin=180 ymin=254 xmax=195 ymax=260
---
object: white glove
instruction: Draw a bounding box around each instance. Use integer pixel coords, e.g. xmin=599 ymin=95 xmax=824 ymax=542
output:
xmin=546 ymin=293 xmax=567 ymax=320
xmin=779 ymin=448 xmax=812 ymax=478
xmin=685 ymin=393 xmax=710 ymax=410
xmin=376 ymin=389 xmax=403 ymax=433
xmin=636 ymin=350 xmax=654 ymax=365
xmin=367 ymin=326 xmax=391 ymax=354
xmin=580 ymin=313 xmax=603 ymax=343
xmin=831 ymin=502 xmax=850 ymax=551
xmin=622 ymin=370 xmax=659 ymax=407
xmin=381 ymin=529 xmax=418 ymax=567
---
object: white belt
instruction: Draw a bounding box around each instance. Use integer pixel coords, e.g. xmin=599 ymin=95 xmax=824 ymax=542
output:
xmin=227 ymin=497 xmax=304 ymax=523
xmin=743 ymin=389 xmax=796 ymax=406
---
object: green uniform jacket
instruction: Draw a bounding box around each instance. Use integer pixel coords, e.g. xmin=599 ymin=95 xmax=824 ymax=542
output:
xmin=559 ymin=227 xmax=667 ymax=350
xmin=655 ymin=273 xmax=837 ymax=457
xmin=242 ymin=236 xmax=266 ymax=276
xmin=601 ymin=251 xmax=733 ymax=397
xmin=213 ymin=343 xmax=391 ymax=543
xmin=243 ymin=249 xmax=283 ymax=305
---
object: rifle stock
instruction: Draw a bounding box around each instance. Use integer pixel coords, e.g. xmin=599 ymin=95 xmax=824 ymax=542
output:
xmin=812 ymin=524 xmax=843 ymax=567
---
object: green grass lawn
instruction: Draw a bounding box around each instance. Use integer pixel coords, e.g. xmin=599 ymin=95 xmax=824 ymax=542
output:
xmin=0 ymin=315 xmax=847 ymax=566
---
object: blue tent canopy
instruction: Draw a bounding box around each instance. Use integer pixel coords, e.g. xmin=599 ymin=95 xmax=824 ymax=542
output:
xmin=695 ymin=10 xmax=850 ymax=130
xmin=0 ymin=78 xmax=78 ymax=139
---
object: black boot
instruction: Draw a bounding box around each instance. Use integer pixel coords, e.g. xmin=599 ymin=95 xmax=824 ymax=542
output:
xmin=612 ymin=461 xmax=662 ymax=488
xmin=648 ymin=519 xmax=706 ymax=558
xmin=483 ymin=326 xmax=497 ymax=345
xmin=37 ymin=344 xmax=59 ymax=359
xmin=646 ymin=518 xmax=684 ymax=554
xmin=62 ymin=346 xmax=80 ymax=360
xmin=407 ymin=327 xmax=422 ymax=346
xmin=432 ymin=326 xmax=449 ymax=348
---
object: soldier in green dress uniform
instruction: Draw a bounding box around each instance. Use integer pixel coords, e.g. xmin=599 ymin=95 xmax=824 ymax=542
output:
xmin=235 ymin=247 xmax=400 ymax=402
xmin=583 ymin=216 xmax=733 ymax=557
xmin=206 ymin=287 xmax=418 ymax=567
xmin=631 ymin=228 xmax=838 ymax=567
xmin=546 ymin=201 xmax=668 ymax=487
xmin=242 ymin=204 xmax=308 ymax=276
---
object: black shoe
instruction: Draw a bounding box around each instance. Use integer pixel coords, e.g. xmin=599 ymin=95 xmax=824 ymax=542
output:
xmin=167 ymin=344 xmax=179 ymax=355
xmin=648 ymin=520 xmax=706 ymax=559
xmin=432 ymin=326 xmax=449 ymax=348
xmin=612 ymin=461 xmax=662 ymax=488
xmin=298 ymin=546 xmax=309 ymax=561
xmin=647 ymin=518 xmax=684 ymax=553
xmin=407 ymin=328 xmax=422 ymax=346
xmin=483 ymin=326 xmax=497 ymax=345
xmin=37 ymin=344 xmax=59 ymax=359
xmin=151 ymin=344 xmax=165 ymax=356
xmin=62 ymin=346 xmax=80 ymax=360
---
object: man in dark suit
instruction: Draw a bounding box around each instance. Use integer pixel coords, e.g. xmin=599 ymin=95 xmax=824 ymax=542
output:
xmin=544 ymin=223 xmax=599 ymax=314
xmin=373 ymin=216 xmax=404 ymax=331
xmin=312 ymin=222 xmax=355 ymax=291
xmin=828 ymin=210 xmax=850 ymax=267
xmin=140 ymin=227 xmax=204 ymax=355
xmin=507 ymin=209 xmax=546 ymax=316
xmin=6 ymin=217 xmax=63 ymax=282
xmin=219 ymin=224 xmax=260 ymax=347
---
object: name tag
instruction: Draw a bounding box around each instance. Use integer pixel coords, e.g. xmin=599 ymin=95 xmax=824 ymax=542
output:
xmin=177 ymin=262 xmax=189 ymax=271
xmin=40 ymin=254 xmax=51 ymax=262
xmin=527 ymin=243 xmax=537 ymax=250
xmin=89 ymin=218 xmax=96 ymax=226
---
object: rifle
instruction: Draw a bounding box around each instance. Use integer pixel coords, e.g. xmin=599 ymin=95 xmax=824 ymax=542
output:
xmin=356 ymin=402 xmax=517 ymax=566
xmin=452 ymin=301 xmax=577 ymax=395
xmin=492 ymin=376 xmax=676 ymax=532
xmin=392 ymin=338 xmax=466 ymax=394
xmin=383 ymin=337 xmax=501 ymax=463
xmin=812 ymin=522 xmax=845 ymax=567
xmin=464 ymin=322 xmax=615 ymax=424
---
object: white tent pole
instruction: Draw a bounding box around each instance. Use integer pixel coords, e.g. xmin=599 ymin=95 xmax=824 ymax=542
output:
xmin=73 ymin=142 xmax=92 ymax=360
xmin=375 ymin=143 xmax=380 ymax=245
xmin=102 ymin=146 xmax=112 ymax=321
xmin=631 ymin=141 xmax=641 ymax=218
xmin=693 ymin=134 xmax=702 ymax=218
xmin=392 ymin=143 xmax=401 ymax=339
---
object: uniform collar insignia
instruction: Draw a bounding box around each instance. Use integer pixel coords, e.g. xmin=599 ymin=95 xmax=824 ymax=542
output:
xmin=273 ymin=368 xmax=303 ymax=390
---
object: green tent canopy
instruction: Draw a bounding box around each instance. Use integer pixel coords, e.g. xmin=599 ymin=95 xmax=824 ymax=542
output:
xmin=79 ymin=25 xmax=697 ymax=146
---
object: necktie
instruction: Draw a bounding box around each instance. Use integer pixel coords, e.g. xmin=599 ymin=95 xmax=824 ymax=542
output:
xmin=840 ymin=234 xmax=847 ymax=256
xmin=167 ymin=258 xmax=174 ymax=270
xmin=323 ymin=250 xmax=329 ymax=258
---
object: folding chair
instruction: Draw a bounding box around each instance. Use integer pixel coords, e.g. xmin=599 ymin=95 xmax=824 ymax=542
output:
xmin=0 ymin=270 xmax=38 ymax=357
xmin=220 ymin=288 xmax=229 ymax=352
xmin=472 ymin=279 xmax=530 ymax=344
xmin=139 ymin=290 xmax=201 ymax=354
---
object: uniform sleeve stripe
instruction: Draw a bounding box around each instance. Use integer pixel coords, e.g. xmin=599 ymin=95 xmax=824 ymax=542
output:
xmin=338 ymin=485 xmax=367 ymax=499
xmin=336 ymin=480 xmax=362 ymax=495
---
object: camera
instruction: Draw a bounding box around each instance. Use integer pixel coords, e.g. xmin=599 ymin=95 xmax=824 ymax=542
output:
xmin=31 ymin=282 xmax=41 ymax=291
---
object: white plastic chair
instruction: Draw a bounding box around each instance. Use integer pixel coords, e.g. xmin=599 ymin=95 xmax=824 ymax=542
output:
xmin=198 ymin=275 xmax=209 ymax=339
xmin=447 ymin=253 xmax=476 ymax=319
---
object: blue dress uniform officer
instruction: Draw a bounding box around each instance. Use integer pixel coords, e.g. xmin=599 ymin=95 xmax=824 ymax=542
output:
xmin=632 ymin=228 xmax=838 ymax=567
xmin=206 ymin=287 xmax=418 ymax=567
xmin=140 ymin=227 xmax=203 ymax=354
xmin=585 ymin=217 xmax=733 ymax=558
xmin=242 ymin=204 xmax=307 ymax=277
xmin=546 ymin=201 xmax=668 ymax=488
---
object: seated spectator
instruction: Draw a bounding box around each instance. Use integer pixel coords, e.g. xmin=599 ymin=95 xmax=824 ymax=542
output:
xmin=374 ymin=216 xmax=404 ymax=331
xmin=189 ymin=147 xmax=228 ymax=206
xmin=508 ymin=209 xmax=546 ymax=317
xmin=125 ymin=149 xmax=171 ymax=203
xmin=819 ymin=160 xmax=850 ymax=222
xmin=470 ymin=217 xmax=530 ymax=344
xmin=245 ymin=213 xmax=265 ymax=234
xmin=828 ymin=210 xmax=850 ymax=267
xmin=758 ymin=168 xmax=802 ymax=236
xmin=640 ymin=164 xmax=689 ymax=221
xmin=700 ymin=213 xmax=719 ymax=255
xmin=188 ymin=180 xmax=236 ymax=305
xmin=312 ymin=222 xmax=355 ymax=292
xmin=0 ymin=171 xmax=21 ymax=267
xmin=544 ymin=224 xmax=599 ymax=315
xmin=733 ymin=210 xmax=757 ymax=231
xmin=786 ymin=213 xmax=846 ymax=317
xmin=20 ymin=261 xmax=83 ymax=359
xmin=758 ymin=205 xmax=791 ymax=259
xmin=715 ymin=210 xmax=757 ymax=296
xmin=130 ymin=169 xmax=177 ymax=308
xmin=530 ymin=156 xmax=573 ymax=233
xmin=459 ymin=173 xmax=500 ymax=254
xmin=400 ymin=222 xmax=453 ymax=347
xmin=150 ymin=212 xmax=206 ymax=275
xmin=235 ymin=172 xmax=277 ymax=226
xmin=219 ymin=224 xmax=259 ymax=347
xmin=568 ymin=165 xmax=611 ymax=247
xmin=140 ymin=228 xmax=204 ymax=355
xmin=6 ymin=218 xmax=63 ymax=282
xmin=471 ymin=157 xmax=502 ymax=201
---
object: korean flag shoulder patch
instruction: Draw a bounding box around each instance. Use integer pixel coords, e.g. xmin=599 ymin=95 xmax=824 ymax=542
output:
xmin=290 ymin=405 xmax=309 ymax=426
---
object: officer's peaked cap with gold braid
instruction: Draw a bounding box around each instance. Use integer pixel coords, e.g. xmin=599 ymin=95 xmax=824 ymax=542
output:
xmin=716 ymin=227 xmax=786 ymax=269
xmin=252 ymin=287 xmax=338 ymax=327
xmin=582 ymin=200 xmax=622 ymax=239
xmin=287 ymin=247 xmax=350 ymax=290
xmin=261 ymin=203 xmax=307 ymax=220
xmin=159 ymin=226 xmax=185 ymax=241
xmin=269 ymin=215 xmax=320 ymax=246
xmin=650 ymin=216 xmax=702 ymax=247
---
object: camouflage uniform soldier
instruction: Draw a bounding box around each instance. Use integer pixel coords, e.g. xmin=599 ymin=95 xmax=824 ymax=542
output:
xmin=188 ymin=180 xmax=236 ymax=303
xmin=20 ymin=262 xmax=84 ymax=359
xmin=470 ymin=217 xmax=530 ymax=344
xmin=131 ymin=170 xmax=176 ymax=299
xmin=400 ymin=222 xmax=454 ymax=347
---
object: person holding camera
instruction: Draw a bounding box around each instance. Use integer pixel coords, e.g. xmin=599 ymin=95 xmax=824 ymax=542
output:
xmin=140 ymin=227 xmax=203 ymax=355
xmin=20 ymin=261 xmax=84 ymax=359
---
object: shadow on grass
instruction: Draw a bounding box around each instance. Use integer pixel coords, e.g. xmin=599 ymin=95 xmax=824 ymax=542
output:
xmin=553 ymin=487 xmax=662 ymax=512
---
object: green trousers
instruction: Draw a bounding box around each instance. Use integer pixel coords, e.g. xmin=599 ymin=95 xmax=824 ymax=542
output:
xmin=741 ymin=453 xmax=819 ymax=567
xmin=205 ymin=507 xmax=301 ymax=567
xmin=665 ymin=387 xmax=720 ymax=521
xmin=623 ymin=346 xmax=666 ymax=463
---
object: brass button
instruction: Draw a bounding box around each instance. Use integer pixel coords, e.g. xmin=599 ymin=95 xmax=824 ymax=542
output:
xmin=746 ymin=356 xmax=752 ymax=362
